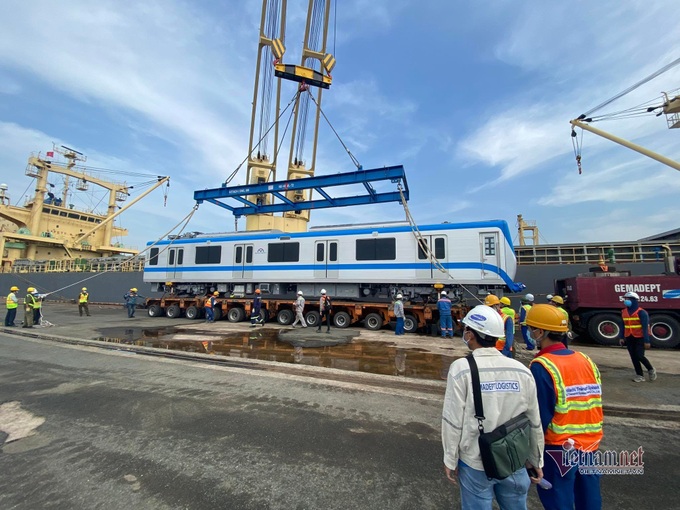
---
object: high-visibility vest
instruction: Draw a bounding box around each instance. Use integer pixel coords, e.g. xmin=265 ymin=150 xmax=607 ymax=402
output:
xmin=204 ymin=297 xmax=213 ymax=308
xmin=531 ymin=351 xmax=603 ymax=449
xmin=495 ymin=312 xmax=514 ymax=351
xmin=33 ymin=296 xmax=42 ymax=309
xmin=79 ymin=292 xmax=88 ymax=303
xmin=25 ymin=294 xmax=36 ymax=308
xmin=622 ymin=308 xmax=649 ymax=338
xmin=501 ymin=307 xmax=516 ymax=333
xmin=558 ymin=306 xmax=569 ymax=322
xmin=519 ymin=304 xmax=532 ymax=325
xmin=6 ymin=292 xmax=18 ymax=309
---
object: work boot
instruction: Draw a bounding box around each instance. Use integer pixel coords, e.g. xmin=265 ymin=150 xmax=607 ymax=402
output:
xmin=326 ymin=329 xmax=330 ymax=334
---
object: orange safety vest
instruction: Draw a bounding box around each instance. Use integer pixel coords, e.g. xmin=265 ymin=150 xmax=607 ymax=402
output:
xmin=622 ymin=308 xmax=649 ymax=338
xmin=531 ymin=352 xmax=603 ymax=449
xmin=204 ymin=297 xmax=213 ymax=308
xmin=495 ymin=312 xmax=513 ymax=351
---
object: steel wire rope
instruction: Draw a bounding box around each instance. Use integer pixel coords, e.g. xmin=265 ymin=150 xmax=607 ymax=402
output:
xmin=224 ymin=90 xmax=301 ymax=185
xmin=396 ymin=185 xmax=484 ymax=305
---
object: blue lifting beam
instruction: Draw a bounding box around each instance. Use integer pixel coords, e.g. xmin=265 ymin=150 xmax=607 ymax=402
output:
xmin=194 ymin=165 xmax=409 ymax=217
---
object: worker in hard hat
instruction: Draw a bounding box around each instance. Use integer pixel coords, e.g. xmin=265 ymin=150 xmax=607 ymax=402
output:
xmin=291 ymin=290 xmax=307 ymax=328
xmin=500 ymin=296 xmax=516 ymax=341
xmin=31 ymin=287 xmax=43 ymax=326
xmin=123 ymin=287 xmax=144 ymax=318
xmin=317 ymin=289 xmax=332 ymax=333
xmin=518 ymin=293 xmax=534 ymax=350
xmin=549 ymin=295 xmax=572 ymax=346
xmin=619 ymin=291 xmax=656 ymax=383
xmin=437 ymin=291 xmax=453 ymax=338
xmin=484 ymin=294 xmax=514 ymax=357
xmin=204 ymin=291 xmax=219 ymax=323
xmin=394 ymin=293 xmax=405 ymax=335
xmin=442 ymin=304 xmax=544 ymax=505
xmin=23 ymin=287 xmax=37 ymax=328
xmin=250 ymin=288 xmax=264 ymax=327
xmin=79 ymin=287 xmax=91 ymax=317
xmin=5 ymin=285 xmax=19 ymax=327
xmin=527 ymin=304 xmax=603 ymax=509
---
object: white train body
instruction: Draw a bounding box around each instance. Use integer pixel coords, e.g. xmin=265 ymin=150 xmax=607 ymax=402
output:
xmin=143 ymin=220 xmax=520 ymax=302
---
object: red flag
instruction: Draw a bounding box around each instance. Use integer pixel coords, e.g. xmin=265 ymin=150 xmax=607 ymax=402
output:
xmin=46 ymin=151 xmax=54 ymax=158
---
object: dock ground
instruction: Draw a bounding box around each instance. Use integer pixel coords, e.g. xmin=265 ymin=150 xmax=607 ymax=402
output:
xmin=1 ymin=304 xmax=678 ymax=509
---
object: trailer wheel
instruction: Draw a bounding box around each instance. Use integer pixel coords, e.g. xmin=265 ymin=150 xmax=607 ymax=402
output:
xmin=213 ymin=308 xmax=223 ymax=321
xmin=277 ymin=309 xmax=294 ymax=325
xmin=147 ymin=304 xmax=164 ymax=317
xmin=650 ymin=314 xmax=680 ymax=348
xmin=587 ymin=313 xmax=621 ymax=345
xmin=305 ymin=311 xmax=321 ymax=327
xmin=185 ymin=306 xmax=201 ymax=320
xmin=403 ymin=315 xmax=418 ymax=334
xmin=364 ymin=313 xmax=384 ymax=331
xmin=333 ymin=311 xmax=352 ymax=328
xmin=166 ymin=304 xmax=182 ymax=319
xmin=227 ymin=307 xmax=245 ymax=322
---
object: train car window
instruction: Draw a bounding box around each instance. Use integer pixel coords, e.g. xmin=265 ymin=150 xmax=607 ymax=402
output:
xmin=246 ymin=246 xmax=253 ymax=263
xmin=356 ymin=238 xmax=396 ymax=260
xmin=177 ymin=249 xmax=184 ymax=265
xmin=168 ymin=249 xmax=175 ymax=265
xmin=329 ymin=242 xmax=337 ymax=261
xmin=268 ymin=242 xmax=300 ymax=262
xmin=149 ymin=248 xmax=159 ymax=266
xmin=235 ymin=246 xmax=242 ymax=264
xmin=316 ymin=243 xmax=324 ymax=262
xmin=484 ymin=237 xmax=496 ymax=256
xmin=435 ymin=238 xmax=445 ymax=259
xmin=417 ymin=239 xmax=429 ymax=260
xmin=195 ymin=246 xmax=222 ymax=264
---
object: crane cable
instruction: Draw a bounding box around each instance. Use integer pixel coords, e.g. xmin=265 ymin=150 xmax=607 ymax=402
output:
xmin=397 ymin=184 xmax=484 ymax=306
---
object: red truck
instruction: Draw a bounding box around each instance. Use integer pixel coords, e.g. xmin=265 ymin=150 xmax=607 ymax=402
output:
xmin=555 ymin=272 xmax=680 ymax=348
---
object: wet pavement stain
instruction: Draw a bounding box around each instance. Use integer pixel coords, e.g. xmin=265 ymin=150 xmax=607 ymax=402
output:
xmin=95 ymin=326 xmax=458 ymax=381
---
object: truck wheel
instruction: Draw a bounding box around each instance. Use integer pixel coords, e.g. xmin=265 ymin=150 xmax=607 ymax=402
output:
xmin=213 ymin=308 xmax=223 ymax=321
xmin=305 ymin=311 xmax=321 ymax=327
xmin=185 ymin=306 xmax=201 ymax=320
xmin=364 ymin=313 xmax=384 ymax=331
xmin=166 ymin=304 xmax=182 ymax=319
xmin=403 ymin=315 xmax=418 ymax=334
xmin=227 ymin=307 xmax=245 ymax=322
xmin=587 ymin=313 xmax=621 ymax=345
xmin=650 ymin=314 xmax=680 ymax=348
xmin=277 ymin=309 xmax=294 ymax=325
xmin=333 ymin=311 xmax=351 ymax=328
xmin=147 ymin=304 xmax=164 ymax=317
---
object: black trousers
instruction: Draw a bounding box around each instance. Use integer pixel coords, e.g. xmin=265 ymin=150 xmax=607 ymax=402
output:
xmin=318 ymin=310 xmax=331 ymax=331
xmin=625 ymin=336 xmax=653 ymax=376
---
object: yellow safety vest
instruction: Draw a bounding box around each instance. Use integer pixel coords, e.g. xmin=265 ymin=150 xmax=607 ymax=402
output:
xmin=519 ymin=304 xmax=532 ymax=326
xmin=25 ymin=294 xmax=37 ymax=309
xmin=79 ymin=292 xmax=89 ymax=303
xmin=6 ymin=292 xmax=18 ymax=309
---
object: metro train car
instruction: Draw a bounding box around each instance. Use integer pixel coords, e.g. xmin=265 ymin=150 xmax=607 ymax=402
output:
xmin=143 ymin=220 xmax=523 ymax=302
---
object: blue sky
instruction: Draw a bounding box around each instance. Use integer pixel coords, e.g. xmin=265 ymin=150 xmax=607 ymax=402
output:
xmin=1 ymin=0 xmax=680 ymax=252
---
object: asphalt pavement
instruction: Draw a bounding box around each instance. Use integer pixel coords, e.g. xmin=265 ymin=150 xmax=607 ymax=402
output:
xmin=0 ymin=304 xmax=678 ymax=509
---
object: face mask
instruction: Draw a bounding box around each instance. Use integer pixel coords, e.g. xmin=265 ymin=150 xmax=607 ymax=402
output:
xmin=529 ymin=328 xmax=542 ymax=343
xmin=624 ymin=299 xmax=632 ymax=307
xmin=462 ymin=329 xmax=471 ymax=346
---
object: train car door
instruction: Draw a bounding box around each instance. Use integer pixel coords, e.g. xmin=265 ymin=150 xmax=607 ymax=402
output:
xmin=314 ymin=240 xmax=339 ymax=279
xmin=415 ymin=235 xmax=448 ymax=279
xmin=166 ymin=247 xmax=185 ymax=280
xmin=233 ymin=244 xmax=254 ymax=279
xmin=480 ymin=232 xmax=500 ymax=279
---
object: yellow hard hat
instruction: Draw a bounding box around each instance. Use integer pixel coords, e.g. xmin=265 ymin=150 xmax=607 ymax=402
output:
xmin=525 ymin=304 xmax=568 ymax=332
xmin=484 ymin=294 xmax=500 ymax=306
xmin=82 ymin=287 xmax=87 ymax=291
xmin=213 ymin=291 xmax=219 ymax=296
xmin=131 ymin=288 xmax=138 ymax=292
xmin=550 ymin=295 xmax=564 ymax=305
xmin=27 ymin=287 xmax=36 ymax=293
xmin=10 ymin=286 xmax=19 ymax=291
xmin=500 ymin=296 xmax=512 ymax=306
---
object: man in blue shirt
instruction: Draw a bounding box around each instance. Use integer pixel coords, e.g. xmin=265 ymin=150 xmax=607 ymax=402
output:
xmin=619 ymin=291 xmax=656 ymax=382
xmin=437 ymin=291 xmax=453 ymax=338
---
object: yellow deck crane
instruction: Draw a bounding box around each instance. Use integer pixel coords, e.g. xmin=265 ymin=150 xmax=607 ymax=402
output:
xmin=243 ymin=0 xmax=336 ymax=232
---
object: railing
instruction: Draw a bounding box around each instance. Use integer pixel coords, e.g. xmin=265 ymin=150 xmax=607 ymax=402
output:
xmin=515 ymin=241 xmax=680 ymax=265
xmin=1 ymin=258 xmax=145 ymax=273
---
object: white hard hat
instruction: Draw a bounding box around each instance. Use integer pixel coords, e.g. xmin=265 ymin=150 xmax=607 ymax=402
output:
xmin=524 ymin=293 xmax=534 ymax=302
xmin=441 ymin=291 xmax=447 ymax=296
xmin=396 ymin=293 xmax=403 ymax=299
xmin=624 ymin=291 xmax=640 ymax=300
xmin=320 ymin=289 xmax=326 ymax=294
xmin=297 ymin=291 xmax=303 ymax=295
xmin=546 ymin=294 xmax=553 ymax=301
xmin=462 ymin=305 xmax=505 ymax=339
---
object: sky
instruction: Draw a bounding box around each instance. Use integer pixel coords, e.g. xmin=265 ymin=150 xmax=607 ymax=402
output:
xmin=1 ymin=0 xmax=680 ymax=252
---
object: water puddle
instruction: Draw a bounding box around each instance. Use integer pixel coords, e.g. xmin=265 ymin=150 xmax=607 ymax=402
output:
xmin=95 ymin=326 xmax=458 ymax=381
